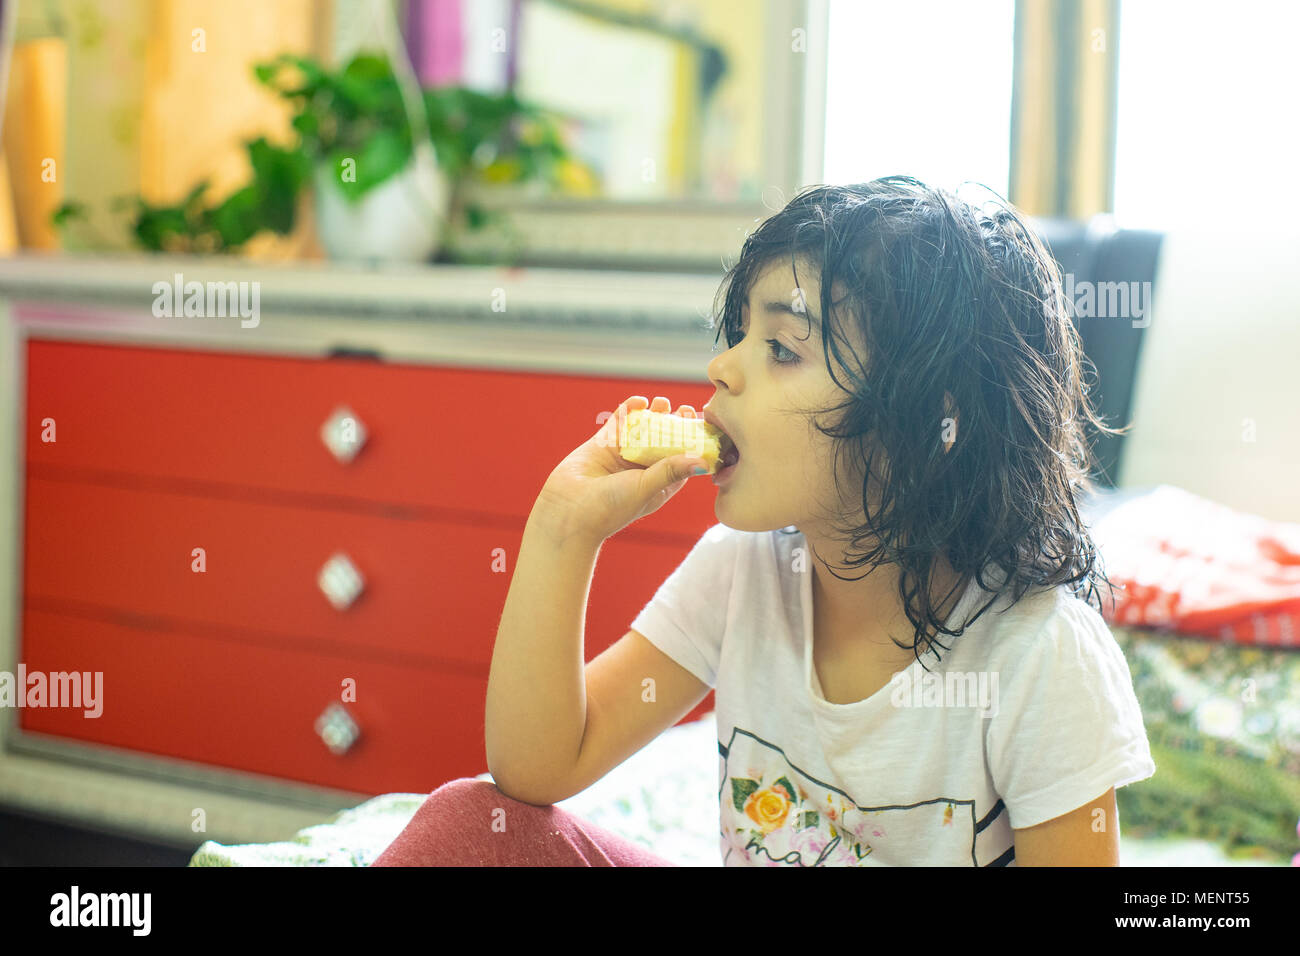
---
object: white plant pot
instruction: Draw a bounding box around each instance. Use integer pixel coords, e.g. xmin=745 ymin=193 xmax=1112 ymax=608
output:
xmin=313 ymin=150 xmax=449 ymax=263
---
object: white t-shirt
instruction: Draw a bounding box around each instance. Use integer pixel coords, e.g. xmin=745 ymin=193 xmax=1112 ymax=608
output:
xmin=630 ymin=522 xmax=1157 ymax=866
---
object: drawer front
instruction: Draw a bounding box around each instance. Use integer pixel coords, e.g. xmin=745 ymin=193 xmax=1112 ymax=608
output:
xmin=25 ymin=337 xmax=720 ymax=535
xmin=17 ymin=609 xmax=488 ymax=794
xmin=24 ymin=477 xmax=717 ymax=678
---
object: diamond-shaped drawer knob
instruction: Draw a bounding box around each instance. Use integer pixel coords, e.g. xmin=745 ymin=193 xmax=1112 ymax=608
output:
xmin=315 ymin=702 xmax=360 ymax=755
xmin=318 ymin=552 xmax=365 ymax=610
xmin=321 ymin=405 xmax=368 ymax=464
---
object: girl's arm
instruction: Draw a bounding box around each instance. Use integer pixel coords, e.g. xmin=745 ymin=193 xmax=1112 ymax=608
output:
xmin=484 ymin=502 xmax=601 ymax=805
xmin=1012 ymin=787 xmax=1121 ymax=865
xmin=484 ymin=394 xmax=709 ymax=803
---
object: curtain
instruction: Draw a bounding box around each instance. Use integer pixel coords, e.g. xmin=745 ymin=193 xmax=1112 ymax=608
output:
xmin=1009 ymin=0 xmax=1121 ymax=219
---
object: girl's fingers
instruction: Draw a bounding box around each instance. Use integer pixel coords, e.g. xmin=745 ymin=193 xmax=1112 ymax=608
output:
xmin=611 ymin=395 xmax=699 ymax=426
xmin=622 ymin=396 xmax=693 ymax=416
xmin=610 ymin=396 xmax=647 ymax=432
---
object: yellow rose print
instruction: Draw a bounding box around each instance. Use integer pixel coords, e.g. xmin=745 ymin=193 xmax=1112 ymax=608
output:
xmin=744 ymin=785 xmax=793 ymax=834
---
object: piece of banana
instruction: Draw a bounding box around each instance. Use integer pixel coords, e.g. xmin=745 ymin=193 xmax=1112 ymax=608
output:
xmin=618 ymin=408 xmax=725 ymax=474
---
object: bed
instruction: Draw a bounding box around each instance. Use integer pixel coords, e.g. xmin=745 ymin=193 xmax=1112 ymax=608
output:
xmin=190 ymin=485 xmax=1300 ymax=867
xmin=187 ymin=691 xmax=1296 ymax=867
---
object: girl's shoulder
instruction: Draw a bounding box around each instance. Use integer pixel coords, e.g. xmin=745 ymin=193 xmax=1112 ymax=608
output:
xmin=974 ymin=577 xmax=1119 ymax=673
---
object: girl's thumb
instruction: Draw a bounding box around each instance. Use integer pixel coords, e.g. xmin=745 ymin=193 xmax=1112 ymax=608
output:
xmin=653 ymin=455 xmax=710 ymax=489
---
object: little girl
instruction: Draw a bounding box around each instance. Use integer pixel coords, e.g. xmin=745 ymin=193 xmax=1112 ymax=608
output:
xmin=373 ymin=176 xmax=1156 ymax=867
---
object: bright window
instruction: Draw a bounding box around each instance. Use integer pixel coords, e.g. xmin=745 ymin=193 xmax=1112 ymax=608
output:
xmin=1114 ymin=0 xmax=1300 ymax=229
xmin=822 ymin=0 xmax=1016 ymax=198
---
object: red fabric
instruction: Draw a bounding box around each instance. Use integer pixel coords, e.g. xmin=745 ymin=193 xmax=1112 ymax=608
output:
xmin=370 ymin=778 xmax=680 ymax=867
xmin=1092 ymin=485 xmax=1300 ymax=646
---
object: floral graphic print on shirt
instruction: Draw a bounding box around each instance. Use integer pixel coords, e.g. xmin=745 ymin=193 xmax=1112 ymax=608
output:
xmin=720 ymin=729 xmax=986 ymax=866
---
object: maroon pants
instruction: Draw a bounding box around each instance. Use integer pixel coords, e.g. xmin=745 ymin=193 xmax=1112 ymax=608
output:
xmin=370 ymin=777 xmax=680 ymax=867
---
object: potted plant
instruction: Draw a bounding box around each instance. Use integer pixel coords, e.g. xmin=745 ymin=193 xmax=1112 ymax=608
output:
xmin=52 ymin=136 xmax=310 ymax=256
xmin=256 ymin=51 xmax=583 ymax=263
xmin=254 ymin=52 xmax=445 ymax=263
xmin=53 ymin=51 xmax=583 ymax=264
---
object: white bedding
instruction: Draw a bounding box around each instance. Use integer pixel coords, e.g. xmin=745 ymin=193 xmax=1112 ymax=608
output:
xmin=190 ymin=712 xmax=721 ymax=866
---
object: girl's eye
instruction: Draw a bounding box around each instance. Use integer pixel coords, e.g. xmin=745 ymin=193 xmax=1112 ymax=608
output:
xmin=766 ymin=338 xmax=799 ymax=365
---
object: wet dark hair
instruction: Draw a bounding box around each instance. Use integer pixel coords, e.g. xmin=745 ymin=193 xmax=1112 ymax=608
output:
xmin=709 ymin=176 xmax=1124 ymax=670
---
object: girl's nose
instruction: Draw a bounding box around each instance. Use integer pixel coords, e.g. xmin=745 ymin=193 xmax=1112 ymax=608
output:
xmin=707 ymin=347 xmax=741 ymax=393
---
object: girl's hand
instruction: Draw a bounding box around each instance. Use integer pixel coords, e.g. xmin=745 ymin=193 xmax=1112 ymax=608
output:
xmin=535 ymin=395 xmax=709 ymax=546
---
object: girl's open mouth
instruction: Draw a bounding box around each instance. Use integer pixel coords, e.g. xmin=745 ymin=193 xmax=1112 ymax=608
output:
xmin=713 ymin=436 xmax=740 ymax=485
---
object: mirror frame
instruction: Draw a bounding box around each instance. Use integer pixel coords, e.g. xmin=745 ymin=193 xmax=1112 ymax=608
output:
xmin=454 ymin=0 xmax=828 ymax=272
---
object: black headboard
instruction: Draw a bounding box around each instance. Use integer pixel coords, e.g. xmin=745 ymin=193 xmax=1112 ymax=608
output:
xmin=1029 ymin=216 xmax=1164 ymax=488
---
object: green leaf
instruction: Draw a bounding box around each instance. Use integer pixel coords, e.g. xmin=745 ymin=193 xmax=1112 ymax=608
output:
xmin=329 ymin=53 xmax=399 ymax=117
xmin=208 ymin=185 xmax=262 ymax=248
xmin=290 ymin=112 xmax=319 ymax=139
xmin=50 ymin=200 xmax=87 ymax=227
xmin=179 ymin=180 xmax=210 ymax=211
xmin=133 ymin=205 xmax=193 ymax=251
xmin=465 ymin=202 xmax=488 ymax=230
xmin=246 ymin=137 xmax=306 ymax=232
xmin=730 ymin=778 xmax=759 ymax=812
xmin=342 ymin=52 xmax=391 ymax=84
xmin=328 ymin=128 xmax=411 ymax=201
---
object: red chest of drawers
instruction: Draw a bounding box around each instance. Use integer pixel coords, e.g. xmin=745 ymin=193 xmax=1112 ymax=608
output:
xmin=18 ymin=334 xmax=719 ymax=798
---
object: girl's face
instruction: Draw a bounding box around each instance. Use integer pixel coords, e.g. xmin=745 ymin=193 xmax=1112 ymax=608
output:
xmin=704 ymin=259 xmax=866 ymax=534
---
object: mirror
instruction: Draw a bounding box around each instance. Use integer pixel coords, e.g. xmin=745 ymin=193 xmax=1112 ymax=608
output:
xmin=318 ymin=0 xmax=818 ymax=204
xmin=459 ymin=0 xmax=823 ymax=267
xmin=512 ymin=0 xmax=805 ymax=202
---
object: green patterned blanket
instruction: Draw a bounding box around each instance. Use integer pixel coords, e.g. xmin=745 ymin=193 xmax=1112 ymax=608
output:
xmin=1110 ymin=624 xmax=1300 ymax=861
